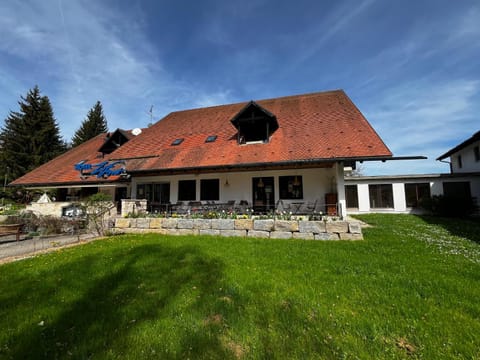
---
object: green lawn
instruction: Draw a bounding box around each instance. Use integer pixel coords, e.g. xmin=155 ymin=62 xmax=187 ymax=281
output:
xmin=0 ymin=214 xmax=479 ymax=359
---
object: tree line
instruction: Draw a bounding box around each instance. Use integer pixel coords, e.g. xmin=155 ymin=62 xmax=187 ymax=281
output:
xmin=0 ymin=86 xmax=108 ymax=182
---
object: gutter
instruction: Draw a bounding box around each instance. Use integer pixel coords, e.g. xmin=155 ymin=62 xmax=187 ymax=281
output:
xmin=10 ymin=155 xmax=426 ymax=187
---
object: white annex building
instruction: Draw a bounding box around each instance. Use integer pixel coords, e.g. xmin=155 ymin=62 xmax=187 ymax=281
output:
xmin=345 ymin=131 xmax=480 ymax=215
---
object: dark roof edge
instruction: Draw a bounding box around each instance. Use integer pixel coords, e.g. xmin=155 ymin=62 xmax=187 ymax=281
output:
xmin=8 ymin=179 xmax=125 ymax=188
xmin=345 ymin=171 xmax=480 ymax=181
xmin=128 ymin=155 xmax=426 ymax=174
xmin=357 ymin=155 xmax=426 ymax=162
xmin=11 ymin=156 xmax=427 ymax=187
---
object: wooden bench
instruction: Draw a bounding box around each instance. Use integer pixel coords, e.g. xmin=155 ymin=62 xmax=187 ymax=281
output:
xmin=0 ymin=224 xmax=22 ymax=241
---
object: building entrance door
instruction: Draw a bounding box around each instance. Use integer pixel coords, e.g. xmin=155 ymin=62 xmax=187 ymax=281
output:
xmin=115 ymin=187 xmax=128 ymax=213
xmin=137 ymin=183 xmax=171 ymax=212
xmin=252 ymin=177 xmax=275 ymax=213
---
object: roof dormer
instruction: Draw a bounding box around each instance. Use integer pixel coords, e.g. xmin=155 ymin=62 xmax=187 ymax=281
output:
xmin=98 ymin=129 xmax=132 ymax=155
xmin=230 ymin=101 xmax=278 ymax=144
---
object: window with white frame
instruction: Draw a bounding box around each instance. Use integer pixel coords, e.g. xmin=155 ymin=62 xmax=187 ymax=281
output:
xmin=369 ymin=184 xmax=394 ymax=208
xmin=405 ymin=183 xmax=430 ymax=207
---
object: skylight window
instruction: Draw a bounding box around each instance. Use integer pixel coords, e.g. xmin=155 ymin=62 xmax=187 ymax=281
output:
xmin=205 ymin=135 xmax=217 ymax=143
xmin=171 ymin=138 xmax=184 ymax=146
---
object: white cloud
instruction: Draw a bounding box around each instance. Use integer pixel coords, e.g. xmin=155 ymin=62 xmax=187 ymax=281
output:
xmin=0 ymin=1 xmax=237 ymax=140
xmin=359 ymin=79 xmax=479 ymax=175
xmin=447 ymin=5 xmax=480 ymax=43
xmin=193 ymin=90 xmax=234 ymax=108
xmin=289 ymin=0 xmax=377 ymax=66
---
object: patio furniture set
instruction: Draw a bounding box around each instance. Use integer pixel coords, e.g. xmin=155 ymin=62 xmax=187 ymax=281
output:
xmin=148 ymin=199 xmax=337 ymax=216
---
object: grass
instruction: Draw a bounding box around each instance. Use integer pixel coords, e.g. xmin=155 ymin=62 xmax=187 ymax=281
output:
xmin=0 ymin=214 xmax=479 ymax=359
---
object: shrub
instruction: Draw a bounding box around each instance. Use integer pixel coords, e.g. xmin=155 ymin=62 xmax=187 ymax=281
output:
xmin=0 ymin=203 xmax=26 ymax=216
xmin=82 ymin=193 xmax=115 ymax=236
xmin=422 ymin=195 xmax=477 ymax=218
xmin=4 ymin=211 xmax=86 ymax=235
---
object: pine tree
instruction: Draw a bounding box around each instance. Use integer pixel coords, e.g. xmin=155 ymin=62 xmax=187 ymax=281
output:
xmin=71 ymin=101 xmax=108 ymax=147
xmin=0 ymin=86 xmax=66 ymax=181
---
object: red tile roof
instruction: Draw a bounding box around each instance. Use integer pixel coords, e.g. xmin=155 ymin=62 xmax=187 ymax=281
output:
xmin=10 ymin=133 xmax=123 ymax=187
xmin=11 ymin=90 xmax=392 ymax=186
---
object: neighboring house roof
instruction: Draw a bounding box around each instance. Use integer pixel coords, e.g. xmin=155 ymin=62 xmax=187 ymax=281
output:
xmin=437 ymin=130 xmax=480 ymax=161
xmin=11 ymin=89 xmax=393 ymax=187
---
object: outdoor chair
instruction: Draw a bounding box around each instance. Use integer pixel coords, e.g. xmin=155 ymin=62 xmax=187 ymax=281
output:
xmin=188 ymin=201 xmax=203 ymax=213
xmin=226 ymin=200 xmax=235 ymax=211
xmin=236 ymin=200 xmax=250 ymax=214
xmin=276 ymin=199 xmax=290 ymax=213
xmin=301 ymin=200 xmax=317 ymax=215
xmin=171 ymin=201 xmax=187 ymax=214
xmin=218 ymin=200 xmax=235 ymax=212
xmin=205 ymin=201 xmax=217 ymax=211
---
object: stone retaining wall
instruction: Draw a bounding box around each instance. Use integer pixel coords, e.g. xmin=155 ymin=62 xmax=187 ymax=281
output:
xmin=121 ymin=199 xmax=148 ymax=217
xmin=26 ymin=202 xmax=72 ymax=217
xmin=114 ymin=218 xmax=363 ymax=240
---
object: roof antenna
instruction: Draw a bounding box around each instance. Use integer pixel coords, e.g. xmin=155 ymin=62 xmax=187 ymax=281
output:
xmin=146 ymin=105 xmax=154 ymax=127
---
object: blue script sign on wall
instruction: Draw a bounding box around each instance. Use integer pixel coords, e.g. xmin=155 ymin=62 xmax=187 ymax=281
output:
xmin=74 ymin=160 xmax=128 ymax=179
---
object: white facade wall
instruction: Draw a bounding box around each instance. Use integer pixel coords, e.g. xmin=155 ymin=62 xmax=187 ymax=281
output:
xmin=356 ymin=183 xmax=370 ymax=212
xmin=392 ymin=183 xmax=407 ymax=212
xmin=347 ymin=179 xmax=431 ymax=214
xmin=131 ymin=167 xmax=340 ymax=209
xmin=346 ymin=174 xmax=480 ymax=214
xmin=335 ymin=163 xmax=347 ymax=218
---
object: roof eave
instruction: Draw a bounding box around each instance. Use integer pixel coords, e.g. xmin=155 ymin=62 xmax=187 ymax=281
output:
xmin=8 ymin=178 xmax=126 ymax=188
xmin=127 ymin=155 xmax=425 ymax=174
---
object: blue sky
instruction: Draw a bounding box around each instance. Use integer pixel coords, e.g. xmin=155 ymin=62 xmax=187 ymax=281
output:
xmin=0 ymin=0 xmax=479 ymax=175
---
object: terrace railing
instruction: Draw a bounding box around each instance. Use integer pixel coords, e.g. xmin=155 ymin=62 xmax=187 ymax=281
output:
xmin=142 ymin=199 xmax=340 ymax=217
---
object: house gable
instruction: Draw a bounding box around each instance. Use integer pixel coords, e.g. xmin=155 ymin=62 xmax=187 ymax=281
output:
xmin=437 ymin=130 xmax=480 ymax=173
